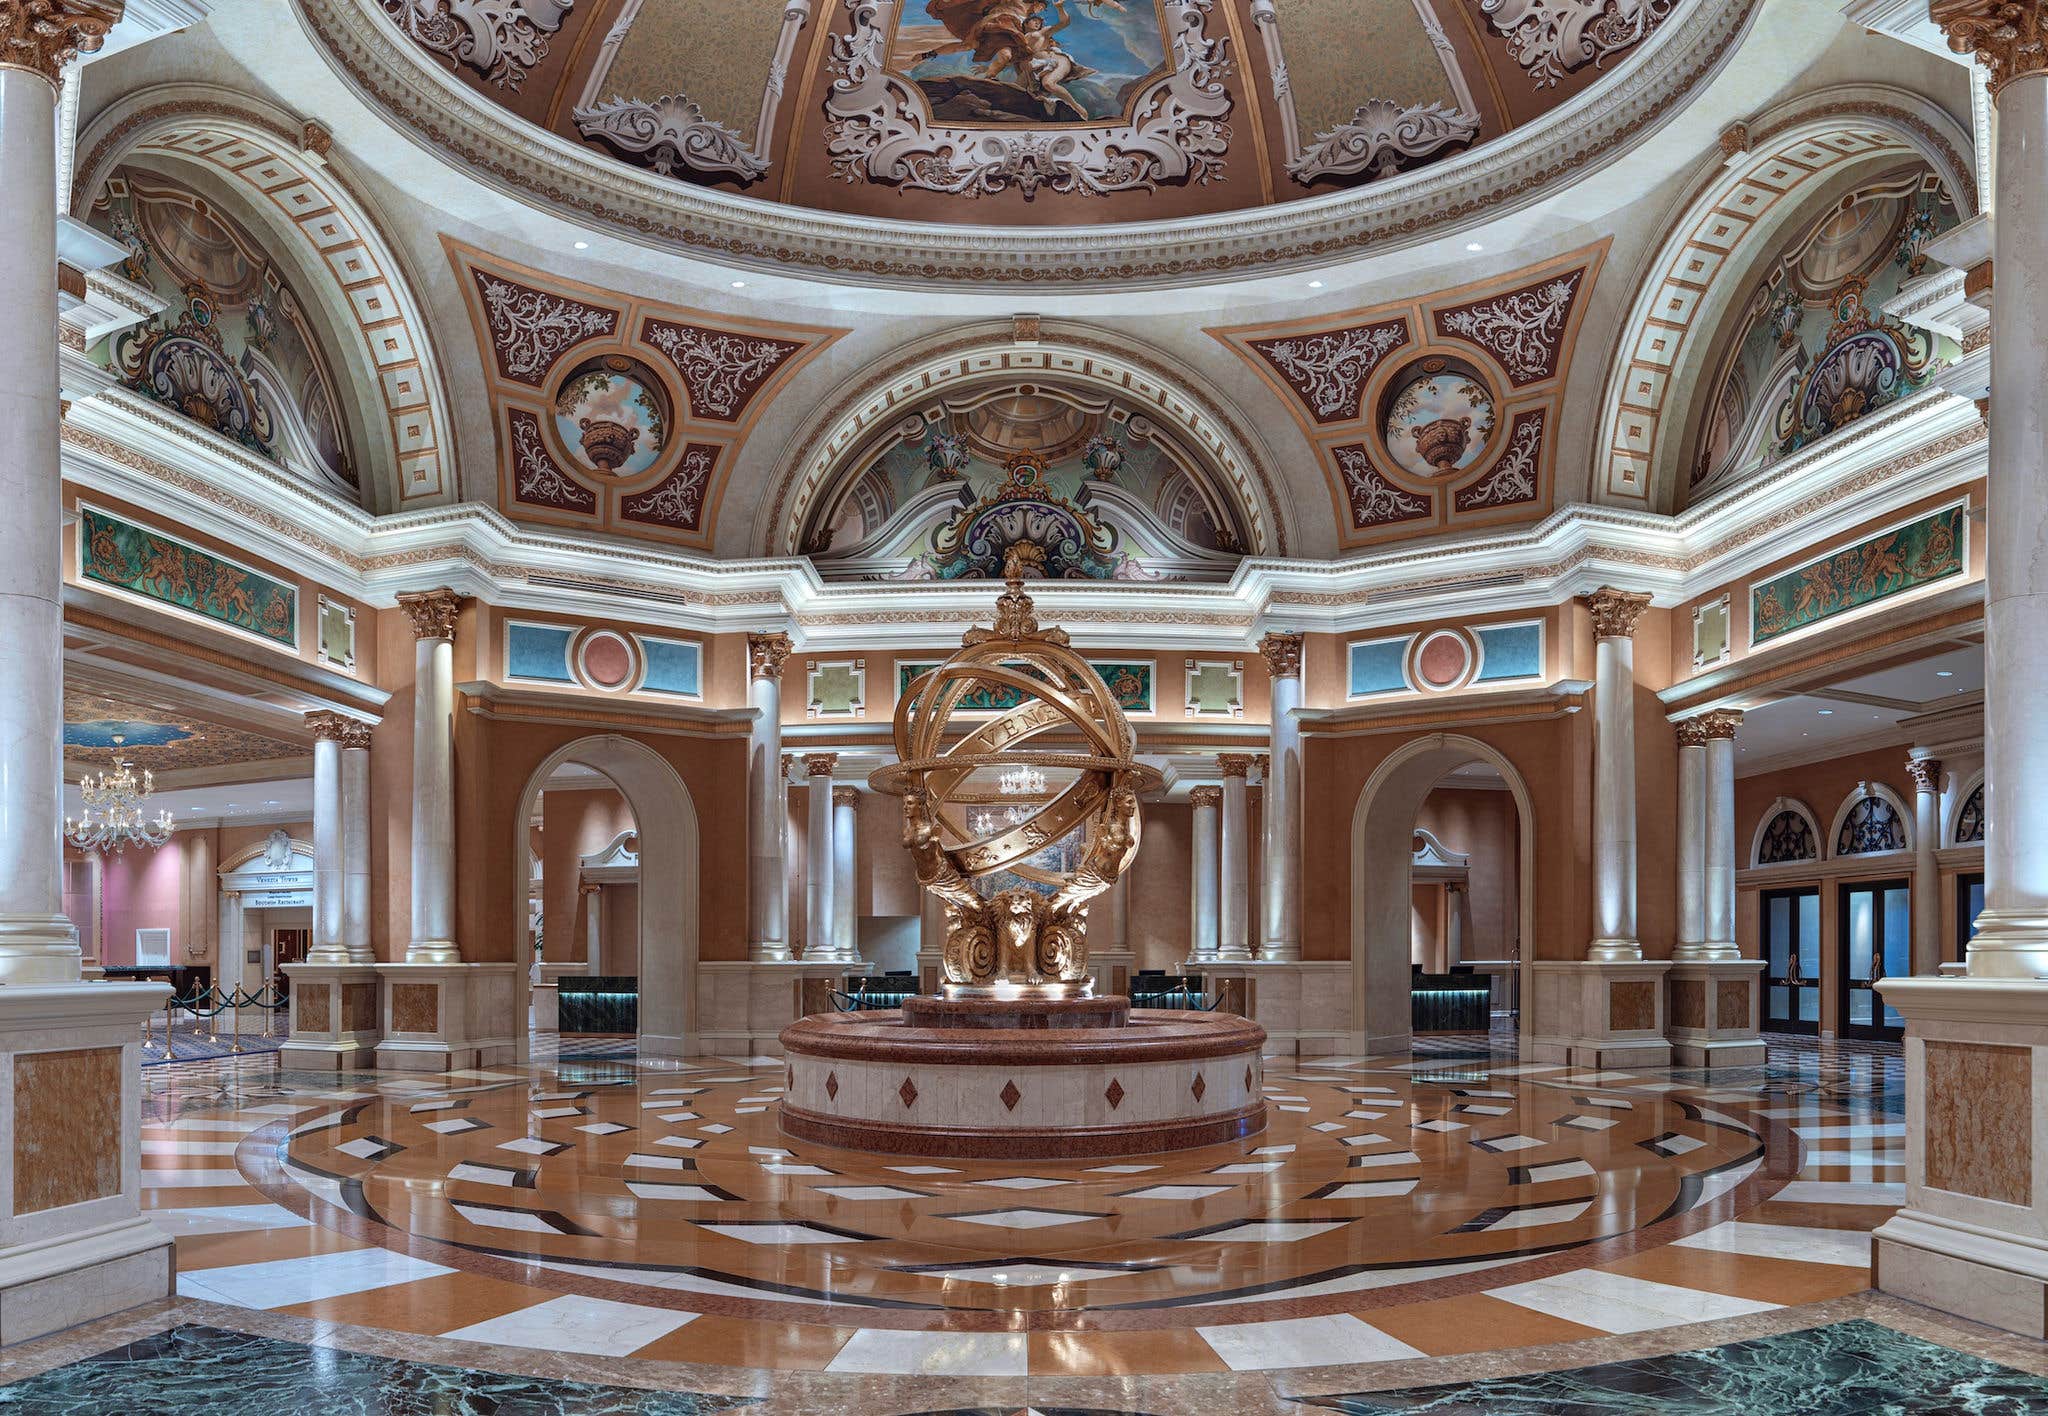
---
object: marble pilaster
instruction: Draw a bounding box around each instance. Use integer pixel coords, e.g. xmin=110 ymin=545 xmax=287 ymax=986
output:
xmin=802 ymin=754 xmax=836 ymax=960
xmin=1910 ymin=754 xmax=1945 ymax=976
xmin=1585 ymin=588 xmax=1652 ymax=961
xmin=304 ymin=714 xmax=348 ymax=965
xmin=1702 ymin=710 xmax=1742 ymax=958
xmin=1259 ymin=632 xmax=1302 ymax=961
xmin=831 ymin=784 xmax=859 ymax=964
xmin=1217 ymin=754 xmax=1253 ymax=963
xmin=746 ymin=632 xmax=792 ymax=962
xmin=397 ymin=589 xmax=461 ymax=964
xmin=341 ymin=725 xmax=373 ymax=963
xmin=1190 ymin=785 xmax=1223 ymax=963
xmin=1674 ymin=717 xmax=1708 ymax=961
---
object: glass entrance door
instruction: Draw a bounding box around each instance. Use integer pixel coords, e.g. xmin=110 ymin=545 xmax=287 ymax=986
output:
xmin=1840 ymin=880 xmax=1910 ymax=1040
xmin=1956 ymin=871 xmax=1985 ymax=967
xmin=1761 ymin=887 xmax=1820 ymax=1034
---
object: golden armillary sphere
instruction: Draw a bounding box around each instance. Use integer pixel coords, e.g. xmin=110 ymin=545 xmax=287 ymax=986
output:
xmin=869 ymin=548 xmax=1159 ymax=999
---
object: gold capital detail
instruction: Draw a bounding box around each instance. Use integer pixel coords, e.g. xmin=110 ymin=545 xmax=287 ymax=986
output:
xmin=1907 ymin=756 xmax=1944 ymax=793
xmin=1258 ymin=631 xmax=1303 ymax=679
xmin=748 ymin=631 xmax=793 ymax=681
xmin=1190 ymin=785 xmax=1223 ymax=809
xmin=1584 ymin=587 xmax=1652 ymax=640
xmin=307 ymin=711 xmax=373 ymax=749
xmin=1217 ymin=753 xmax=1255 ymax=779
xmin=1699 ymin=708 xmax=1743 ymax=741
xmin=0 ymin=1 xmax=122 ymax=86
xmin=832 ymin=785 xmax=859 ymax=808
xmin=1932 ymin=0 xmax=2048 ymax=96
xmin=804 ymin=752 xmax=839 ymax=778
xmin=1674 ymin=717 xmax=1710 ymax=749
xmin=396 ymin=588 xmax=462 ymax=641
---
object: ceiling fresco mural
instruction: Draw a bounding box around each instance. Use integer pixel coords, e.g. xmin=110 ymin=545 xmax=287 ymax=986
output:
xmin=1687 ymin=164 xmax=1961 ymax=506
xmin=1209 ymin=241 xmax=1605 ymax=549
xmin=806 ymin=387 xmax=1246 ymax=582
xmin=64 ymin=686 xmax=307 ymax=774
xmin=445 ymin=239 xmax=844 ymax=548
xmin=368 ymin=0 xmax=1686 ymax=223
xmin=86 ymin=166 xmax=364 ymax=503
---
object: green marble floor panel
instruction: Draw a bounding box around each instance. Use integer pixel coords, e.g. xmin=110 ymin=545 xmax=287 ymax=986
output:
xmin=0 ymin=1324 xmax=759 ymax=1415
xmin=1294 ymin=1320 xmax=2048 ymax=1414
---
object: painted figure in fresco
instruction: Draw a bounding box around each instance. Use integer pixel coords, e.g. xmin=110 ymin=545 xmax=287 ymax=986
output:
xmin=910 ymin=0 xmax=1128 ymax=118
xmin=1018 ymin=3 xmax=1097 ymax=117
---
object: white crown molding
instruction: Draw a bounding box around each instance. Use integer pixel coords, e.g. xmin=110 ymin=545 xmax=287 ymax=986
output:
xmin=60 ymin=377 xmax=1986 ymax=651
xmin=287 ymin=0 xmax=1761 ymax=291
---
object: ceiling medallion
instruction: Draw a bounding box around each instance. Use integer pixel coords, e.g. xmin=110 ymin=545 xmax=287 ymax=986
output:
xmin=1379 ymin=354 xmax=1498 ymax=482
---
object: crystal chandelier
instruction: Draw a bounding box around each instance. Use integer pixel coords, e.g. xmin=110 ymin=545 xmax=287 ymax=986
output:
xmin=998 ymin=763 xmax=1046 ymax=797
xmin=971 ymin=804 xmax=1035 ymax=837
xmin=65 ymin=735 xmax=173 ymax=853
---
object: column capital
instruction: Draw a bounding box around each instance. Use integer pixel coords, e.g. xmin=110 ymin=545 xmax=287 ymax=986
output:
xmin=1217 ymin=753 xmax=1255 ymax=779
xmin=0 ymin=1 xmax=122 ymax=87
xmin=1674 ymin=717 xmax=1711 ymax=749
xmin=396 ymin=588 xmax=463 ymax=641
xmin=748 ymin=631 xmax=794 ymax=681
xmin=832 ymin=785 xmax=859 ymax=808
xmin=305 ymin=711 xmax=373 ymax=750
xmin=1931 ymin=0 xmax=2048 ymax=97
xmin=803 ymin=752 xmax=839 ymax=779
xmin=1699 ymin=708 xmax=1743 ymax=741
xmin=1583 ymin=587 xmax=1653 ymax=640
xmin=1907 ymin=755 xmax=1945 ymax=793
xmin=1190 ymin=785 xmax=1223 ymax=809
xmin=1257 ymin=631 xmax=1303 ymax=679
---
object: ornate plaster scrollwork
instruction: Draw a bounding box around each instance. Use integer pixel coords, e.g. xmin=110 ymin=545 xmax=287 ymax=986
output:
xmin=574 ymin=96 xmax=769 ymax=183
xmin=1333 ymin=445 xmax=1429 ymax=529
xmin=379 ymin=0 xmax=573 ymax=90
xmin=1478 ymin=0 xmax=1676 ymax=90
xmin=1287 ymin=98 xmax=1482 ymax=183
xmin=1453 ymin=408 xmax=1542 ymax=511
xmin=1436 ymin=273 xmax=1581 ymax=384
xmin=508 ymin=409 xmax=596 ymax=513
xmin=824 ymin=0 xmax=1234 ymax=199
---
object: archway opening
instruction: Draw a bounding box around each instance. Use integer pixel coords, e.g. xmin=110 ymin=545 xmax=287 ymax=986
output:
xmin=1353 ymin=736 xmax=1534 ymax=1057
xmin=511 ymin=735 xmax=697 ymax=1061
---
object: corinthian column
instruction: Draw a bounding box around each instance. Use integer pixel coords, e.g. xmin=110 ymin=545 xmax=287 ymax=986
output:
xmin=803 ymin=753 xmax=837 ymax=959
xmin=0 ymin=1 xmax=119 ymax=985
xmin=398 ymin=589 xmax=461 ymax=963
xmin=747 ymin=632 xmax=792 ymax=962
xmin=1217 ymin=754 xmax=1254 ymax=962
xmin=1190 ymin=786 xmax=1222 ymax=962
xmin=1908 ymin=753 xmax=1944 ymax=975
xmin=1259 ymin=632 xmax=1303 ymax=961
xmin=340 ymin=718 xmax=374 ymax=962
xmin=832 ymin=785 xmax=859 ymax=962
xmin=1701 ymin=710 xmax=1742 ymax=958
xmin=1584 ymin=588 xmax=1652 ymax=961
xmin=305 ymin=713 xmax=350 ymax=965
xmin=1673 ymin=717 xmax=1709 ymax=961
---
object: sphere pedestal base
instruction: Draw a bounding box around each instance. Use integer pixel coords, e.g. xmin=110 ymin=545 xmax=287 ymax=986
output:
xmin=779 ymin=1004 xmax=1267 ymax=1158
xmin=901 ymin=994 xmax=1128 ymax=1030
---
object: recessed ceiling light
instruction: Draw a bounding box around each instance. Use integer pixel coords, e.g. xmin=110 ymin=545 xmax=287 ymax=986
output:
xmin=1817 ymin=709 xmax=1834 ymax=715
xmin=1308 ymin=279 xmax=1324 ymax=289
xmin=1465 ymin=242 xmax=1484 ymax=252
xmin=1935 ymin=669 xmax=1954 ymax=677
xmin=573 ymin=240 xmax=589 ymax=250
xmin=730 ymin=280 xmax=747 ymax=289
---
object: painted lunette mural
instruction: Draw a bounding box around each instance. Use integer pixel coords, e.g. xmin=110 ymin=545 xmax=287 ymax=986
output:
xmin=1750 ymin=502 xmax=1964 ymax=646
xmin=898 ymin=658 xmax=1153 ymax=714
xmin=88 ymin=168 xmax=360 ymax=500
xmin=79 ymin=508 xmax=298 ymax=648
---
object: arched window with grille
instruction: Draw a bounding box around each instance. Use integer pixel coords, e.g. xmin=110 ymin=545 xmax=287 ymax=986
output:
xmin=1956 ymin=783 xmax=1985 ymax=845
xmin=1757 ymin=809 xmax=1818 ymax=866
xmin=1837 ymin=795 xmax=1907 ymax=855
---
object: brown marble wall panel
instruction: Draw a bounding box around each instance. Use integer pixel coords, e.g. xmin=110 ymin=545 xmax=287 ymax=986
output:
xmin=343 ymin=982 xmax=378 ymax=1033
xmin=1926 ymin=1040 xmax=2032 ymax=1207
xmin=1716 ymin=979 xmax=1751 ymax=1028
xmin=1669 ymin=978 xmax=1705 ymax=1031
xmin=391 ymin=983 xmax=439 ymax=1034
xmin=298 ymin=984 xmax=332 ymax=1033
xmin=1610 ymin=980 xmax=1658 ymax=1032
xmin=15 ymin=1047 xmax=122 ymax=1214
xmin=799 ymin=978 xmax=834 ymax=1018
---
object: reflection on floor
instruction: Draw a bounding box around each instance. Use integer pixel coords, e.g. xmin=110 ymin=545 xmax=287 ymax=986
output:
xmin=0 ymin=1033 xmax=2028 ymax=1414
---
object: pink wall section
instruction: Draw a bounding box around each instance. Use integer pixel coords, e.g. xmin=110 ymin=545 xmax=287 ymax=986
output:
xmin=97 ymin=841 xmax=186 ymax=967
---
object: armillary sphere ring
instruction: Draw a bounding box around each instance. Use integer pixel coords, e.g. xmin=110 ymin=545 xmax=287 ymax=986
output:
xmin=869 ymin=755 xmax=1164 ymax=797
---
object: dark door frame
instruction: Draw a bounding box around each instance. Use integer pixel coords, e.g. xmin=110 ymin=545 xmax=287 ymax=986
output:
xmin=1838 ymin=877 xmax=1909 ymax=1042
xmin=1761 ymin=885 xmax=1820 ymax=1036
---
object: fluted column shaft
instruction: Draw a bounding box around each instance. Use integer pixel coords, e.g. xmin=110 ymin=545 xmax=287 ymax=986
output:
xmin=342 ymin=734 xmax=372 ymax=962
xmin=1675 ymin=721 xmax=1708 ymax=959
xmin=1190 ymin=786 xmax=1222 ymax=962
xmin=306 ymin=721 xmax=346 ymax=964
xmin=803 ymin=754 xmax=837 ymax=959
xmin=1218 ymin=756 xmax=1253 ymax=962
xmin=1259 ymin=633 xmax=1303 ymax=961
xmin=747 ymin=633 xmax=792 ymax=961
xmin=832 ymin=785 xmax=859 ymax=962
xmin=1910 ymin=755 xmax=1944 ymax=976
xmin=398 ymin=590 xmax=461 ymax=963
xmin=1586 ymin=590 xmax=1651 ymax=961
xmin=1703 ymin=714 xmax=1741 ymax=956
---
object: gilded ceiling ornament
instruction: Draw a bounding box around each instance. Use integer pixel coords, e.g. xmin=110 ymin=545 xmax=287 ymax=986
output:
xmin=1287 ymin=98 xmax=1482 ymax=184
xmin=748 ymin=631 xmax=794 ymax=681
xmin=1931 ymin=0 xmax=2048 ymax=96
xmin=1258 ymin=631 xmax=1303 ymax=680
xmin=472 ymin=270 xmax=617 ymax=386
xmin=1583 ymin=586 xmax=1652 ymax=639
xmin=1454 ymin=409 xmax=1544 ymax=512
xmin=823 ymin=0 xmax=1234 ymax=200
xmin=508 ymin=409 xmax=597 ymax=513
xmin=0 ymin=0 xmax=120 ymax=84
xmin=1435 ymin=273 xmax=1582 ymax=385
xmin=1699 ymin=709 xmax=1743 ymax=741
xmin=1332 ymin=445 xmax=1430 ymax=530
xmin=1248 ymin=320 xmax=1409 ymax=423
xmin=1478 ymin=0 xmax=1676 ymax=90
xmin=379 ymin=0 xmax=572 ymax=90
xmin=1674 ymin=716 xmax=1710 ymax=749
xmin=397 ymin=587 xmax=463 ymax=639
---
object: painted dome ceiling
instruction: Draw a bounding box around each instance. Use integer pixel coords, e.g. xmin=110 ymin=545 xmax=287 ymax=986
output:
xmin=323 ymin=0 xmax=1733 ymax=280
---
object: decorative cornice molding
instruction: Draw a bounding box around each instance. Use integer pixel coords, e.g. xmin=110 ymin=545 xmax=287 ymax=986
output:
xmin=0 ymin=0 xmax=122 ymax=86
xmin=290 ymin=0 xmax=1761 ymax=289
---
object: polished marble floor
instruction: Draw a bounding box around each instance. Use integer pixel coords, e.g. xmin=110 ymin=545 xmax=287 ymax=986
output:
xmin=2 ymin=1033 xmax=2029 ymax=1414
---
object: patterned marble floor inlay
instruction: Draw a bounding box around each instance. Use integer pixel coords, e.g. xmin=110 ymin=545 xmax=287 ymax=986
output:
xmin=87 ymin=1032 xmax=1990 ymax=1402
xmin=0 ymin=1324 xmax=756 ymax=1413
xmin=1291 ymin=1319 xmax=2048 ymax=1413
